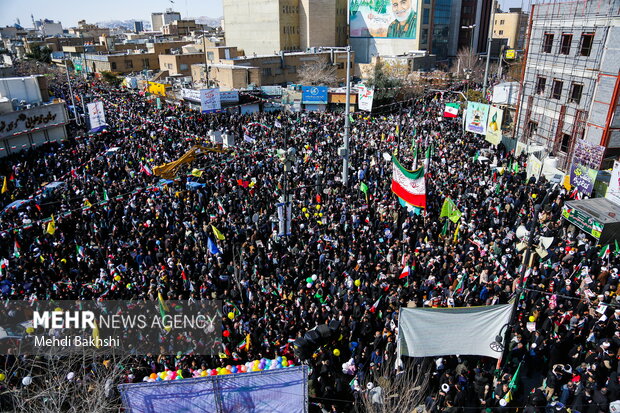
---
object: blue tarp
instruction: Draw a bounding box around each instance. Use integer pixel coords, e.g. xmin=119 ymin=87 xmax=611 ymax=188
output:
xmin=186 ymin=182 xmax=206 ymax=190
xmin=89 ymin=125 xmax=109 ymax=134
xmin=119 ymin=366 xmax=308 ymax=413
xmin=2 ymin=199 xmax=30 ymax=213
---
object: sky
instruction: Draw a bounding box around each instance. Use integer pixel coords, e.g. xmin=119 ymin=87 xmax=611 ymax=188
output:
xmin=0 ymin=0 xmax=224 ymax=28
xmin=0 ymin=0 xmax=526 ymax=29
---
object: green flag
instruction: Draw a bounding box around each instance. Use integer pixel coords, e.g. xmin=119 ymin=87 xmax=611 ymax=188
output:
xmin=513 ymin=160 xmax=519 ymax=172
xmin=348 ymin=114 xmax=354 ymax=124
xmin=614 ymin=240 xmax=619 ymax=256
xmin=473 ymin=150 xmax=480 ymax=162
xmin=440 ymin=197 xmax=462 ymax=223
xmin=359 ymin=182 xmax=369 ymax=195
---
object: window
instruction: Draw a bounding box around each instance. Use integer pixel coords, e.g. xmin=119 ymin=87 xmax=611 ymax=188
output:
xmin=499 ymin=30 xmax=504 ymax=35
xmin=527 ymin=121 xmax=538 ymax=139
xmin=560 ymin=133 xmax=571 ymax=152
xmin=111 ymin=62 xmax=117 ymax=70
xmin=552 ymin=79 xmax=563 ymax=99
xmin=207 ymin=51 xmax=214 ymax=61
xmin=543 ymin=33 xmax=554 ymax=53
xmin=180 ymin=63 xmax=188 ymax=71
xmin=124 ymin=60 xmax=133 ymax=69
xmin=536 ymin=76 xmax=546 ymax=94
xmin=142 ymin=58 xmax=150 ymax=69
xmin=262 ymin=68 xmax=272 ymax=76
xmin=579 ymin=32 xmax=594 ymax=56
xmin=423 ymin=9 xmax=430 ymax=25
xmin=421 ymin=28 xmax=428 ymax=44
xmin=463 ymin=6 xmax=472 ymax=14
xmin=560 ymin=33 xmax=572 ymax=55
xmin=569 ymin=83 xmax=583 ymax=104
xmin=500 ymin=19 xmax=505 ymax=24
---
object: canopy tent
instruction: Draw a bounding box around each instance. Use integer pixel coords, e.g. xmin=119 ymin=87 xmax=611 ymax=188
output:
xmin=562 ymin=198 xmax=620 ymax=245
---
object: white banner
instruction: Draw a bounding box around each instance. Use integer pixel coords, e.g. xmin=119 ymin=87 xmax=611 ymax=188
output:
xmin=87 ymin=101 xmax=106 ymax=130
xmin=358 ymin=86 xmax=374 ymax=111
xmin=200 ymin=88 xmax=221 ymax=113
xmin=180 ymin=88 xmax=201 ymax=102
xmin=607 ymin=160 xmax=620 ymax=206
xmin=398 ymin=304 xmax=513 ymax=359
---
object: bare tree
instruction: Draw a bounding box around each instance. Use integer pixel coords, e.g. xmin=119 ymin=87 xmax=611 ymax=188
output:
xmin=2 ymin=348 xmax=129 ymax=413
xmin=450 ymin=48 xmax=485 ymax=83
xmin=358 ymin=356 xmax=433 ymax=413
xmin=297 ymin=58 xmax=339 ymax=86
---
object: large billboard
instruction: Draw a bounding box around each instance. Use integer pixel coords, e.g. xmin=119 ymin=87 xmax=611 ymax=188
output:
xmin=350 ymin=0 xmax=418 ymax=39
xmin=465 ymin=102 xmax=490 ymax=135
xmin=301 ymin=86 xmax=328 ymax=104
xmin=200 ymin=88 xmax=221 ymax=113
xmin=569 ymin=139 xmax=605 ymax=196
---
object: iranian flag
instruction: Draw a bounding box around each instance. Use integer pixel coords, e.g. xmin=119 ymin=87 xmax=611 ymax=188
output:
xmin=392 ymin=156 xmax=426 ymax=208
xmin=444 ymin=103 xmax=459 ymax=118
xmin=399 ymin=265 xmax=410 ymax=279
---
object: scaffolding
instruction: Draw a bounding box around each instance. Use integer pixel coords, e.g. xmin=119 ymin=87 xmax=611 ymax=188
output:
xmin=515 ymin=0 xmax=619 ymax=170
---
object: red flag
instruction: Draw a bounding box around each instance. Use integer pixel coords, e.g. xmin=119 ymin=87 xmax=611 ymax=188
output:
xmin=399 ymin=266 xmax=410 ymax=279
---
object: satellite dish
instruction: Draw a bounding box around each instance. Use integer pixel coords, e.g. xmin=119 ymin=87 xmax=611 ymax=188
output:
xmin=382 ymin=152 xmax=391 ymax=162
xmin=516 ymin=225 xmax=530 ymax=240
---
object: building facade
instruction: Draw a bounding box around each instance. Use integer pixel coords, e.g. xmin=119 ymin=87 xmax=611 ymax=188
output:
xmin=190 ymin=49 xmax=352 ymax=90
xmin=84 ymin=52 xmax=160 ymax=74
xmin=492 ymin=8 xmax=528 ymax=50
xmin=223 ymin=0 xmax=347 ymax=56
xmin=159 ymin=53 xmax=205 ymax=76
xmin=515 ymin=0 xmax=620 ymax=170
xmin=162 ymin=19 xmax=199 ymax=36
xmin=151 ymin=10 xmax=181 ymax=32
xmin=457 ymin=0 xmax=492 ymax=53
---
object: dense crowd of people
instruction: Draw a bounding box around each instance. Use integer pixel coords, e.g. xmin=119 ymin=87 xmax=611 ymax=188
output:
xmin=0 ymin=65 xmax=617 ymax=412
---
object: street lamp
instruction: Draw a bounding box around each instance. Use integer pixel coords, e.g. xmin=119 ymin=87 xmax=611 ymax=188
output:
xmin=317 ymin=46 xmax=352 ymax=186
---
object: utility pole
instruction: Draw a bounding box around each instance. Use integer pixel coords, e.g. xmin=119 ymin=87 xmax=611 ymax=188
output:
xmin=483 ymin=0 xmax=497 ymax=97
xmin=64 ymin=64 xmax=80 ymax=125
xmin=343 ymin=45 xmax=351 ymax=186
xmin=203 ymin=33 xmax=209 ymax=88
xmin=315 ymin=46 xmax=352 ymax=186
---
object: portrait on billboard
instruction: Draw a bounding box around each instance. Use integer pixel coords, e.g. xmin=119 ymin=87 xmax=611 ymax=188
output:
xmin=350 ymin=0 xmax=418 ymax=39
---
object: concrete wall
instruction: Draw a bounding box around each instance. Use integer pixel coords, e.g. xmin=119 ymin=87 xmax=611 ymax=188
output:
xmin=223 ymin=0 xmax=283 ymax=55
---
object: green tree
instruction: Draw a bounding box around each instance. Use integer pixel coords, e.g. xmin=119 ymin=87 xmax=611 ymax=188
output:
xmin=366 ymin=60 xmax=403 ymax=102
xmin=25 ymin=45 xmax=52 ymax=64
xmin=101 ymin=71 xmax=122 ymax=87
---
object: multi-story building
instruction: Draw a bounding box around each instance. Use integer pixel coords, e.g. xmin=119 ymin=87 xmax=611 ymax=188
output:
xmin=159 ymin=53 xmax=205 ymax=76
xmin=161 ymin=19 xmax=199 ymax=36
xmin=0 ymin=76 xmax=68 ymax=157
xmin=134 ymin=21 xmax=144 ymax=33
xmin=432 ymin=0 xmax=465 ymax=61
xmin=151 ymin=10 xmax=181 ymax=32
xmin=190 ymin=48 xmax=353 ymax=90
xmin=515 ymin=0 xmax=620 ymax=170
xmin=84 ymin=52 xmax=160 ymax=75
xmin=223 ymin=0 xmax=347 ymax=56
xmin=492 ymin=8 xmax=528 ymax=50
xmin=68 ymin=20 xmax=110 ymax=38
xmin=457 ymin=0 xmax=492 ymax=53
xmin=35 ymin=19 xmax=64 ymax=37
